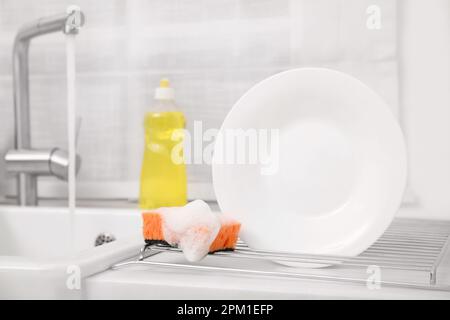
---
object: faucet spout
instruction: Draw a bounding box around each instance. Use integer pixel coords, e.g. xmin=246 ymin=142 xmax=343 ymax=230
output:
xmin=15 ymin=7 xmax=85 ymax=43
xmin=9 ymin=7 xmax=85 ymax=206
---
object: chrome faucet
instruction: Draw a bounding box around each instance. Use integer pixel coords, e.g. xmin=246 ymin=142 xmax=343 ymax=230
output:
xmin=4 ymin=7 xmax=85 ymax=206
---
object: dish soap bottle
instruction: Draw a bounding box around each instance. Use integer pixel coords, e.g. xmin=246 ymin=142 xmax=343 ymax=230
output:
xmin=139 ymin=79 xmax=187 ymax=209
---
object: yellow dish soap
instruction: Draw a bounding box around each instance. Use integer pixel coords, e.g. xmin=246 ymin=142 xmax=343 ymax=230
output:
xmin=139 ymin=79 xmax=187 ymax=209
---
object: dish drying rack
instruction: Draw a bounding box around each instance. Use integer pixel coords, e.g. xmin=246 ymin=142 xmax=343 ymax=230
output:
xmin=113 ymin=218 xmax=450 ymax=290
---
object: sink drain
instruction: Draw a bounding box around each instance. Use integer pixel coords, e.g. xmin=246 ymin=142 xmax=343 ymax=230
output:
xmin=95 ymin=233 xmax=116 ymax=247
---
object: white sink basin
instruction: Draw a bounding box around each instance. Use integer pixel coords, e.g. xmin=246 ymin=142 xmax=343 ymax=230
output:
xmin=0 ymin=205 xmax=142 ymax=299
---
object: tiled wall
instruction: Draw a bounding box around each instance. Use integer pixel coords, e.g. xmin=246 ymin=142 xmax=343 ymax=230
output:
xmin=0 ymin=0 xmax=397 ymax=200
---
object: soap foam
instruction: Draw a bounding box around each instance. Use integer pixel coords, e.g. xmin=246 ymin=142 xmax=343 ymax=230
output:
xmin=158 ymin=200 xmax=220 ymax=262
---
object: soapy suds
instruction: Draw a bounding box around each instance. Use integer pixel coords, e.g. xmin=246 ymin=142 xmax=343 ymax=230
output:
xmin=157 ymin=200 xmax=221 ymax=262
xmin=66 ymin=34 xmax=77 ymax=255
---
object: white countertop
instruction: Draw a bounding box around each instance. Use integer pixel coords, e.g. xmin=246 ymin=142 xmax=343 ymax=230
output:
xmin=83 ymin=250 xmax=450 ymax=300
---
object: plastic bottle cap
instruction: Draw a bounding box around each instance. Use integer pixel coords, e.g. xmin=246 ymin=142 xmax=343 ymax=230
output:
xmin=155 ymin=78 xmax=175 ymax=100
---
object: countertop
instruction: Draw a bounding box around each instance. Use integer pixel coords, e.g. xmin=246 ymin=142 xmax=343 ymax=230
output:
xmin=83 ymin=251 xmax=450 ymax=300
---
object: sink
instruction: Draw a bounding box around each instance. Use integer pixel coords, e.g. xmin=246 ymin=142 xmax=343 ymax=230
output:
xmin=0 ymin=205 xmax=142 ymax=299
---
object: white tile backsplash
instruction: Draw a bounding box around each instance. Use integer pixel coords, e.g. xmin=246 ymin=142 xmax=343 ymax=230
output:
xmin=0 ymin=0 xmax=398 ymax=200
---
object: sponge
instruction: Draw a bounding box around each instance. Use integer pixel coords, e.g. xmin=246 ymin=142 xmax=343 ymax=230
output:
xmin=142 ymin=200 xmax=240 ymax=261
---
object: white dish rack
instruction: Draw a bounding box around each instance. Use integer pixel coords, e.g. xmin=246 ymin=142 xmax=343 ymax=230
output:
xmin=113 ymin=218 xmax=450 ymax=291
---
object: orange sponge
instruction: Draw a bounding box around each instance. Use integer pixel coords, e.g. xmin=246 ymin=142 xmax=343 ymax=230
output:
xmin=142 ymin=213 xmax=165 ymax=241
xmin=209 ymin=215 xmax=241 ymax=252
xmin=142 ymin=211 xmax=240 ymax=253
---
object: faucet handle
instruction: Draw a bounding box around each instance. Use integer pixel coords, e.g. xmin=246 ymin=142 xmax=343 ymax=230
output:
xmin=49 ymin=148 xmax=81 ymax=180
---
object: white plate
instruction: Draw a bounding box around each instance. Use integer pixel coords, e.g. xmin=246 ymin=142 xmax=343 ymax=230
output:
xmin=212 ymin=68 xmax=407 ymax=264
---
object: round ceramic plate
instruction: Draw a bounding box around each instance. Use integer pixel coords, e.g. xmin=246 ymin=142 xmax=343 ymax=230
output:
xmin=212 ymin=68 xmax=407 ymax=265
